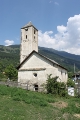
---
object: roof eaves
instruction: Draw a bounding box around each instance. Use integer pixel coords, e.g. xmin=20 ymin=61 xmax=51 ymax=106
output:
xmin=17 ymin=50 xmax=67 ymax=71
xmin=37 ymin=52 xmax=67 ymax=70
xmin=17 ymin=51 xmax=34 ymax=70
xmin=21 ymin=25 xmax=38 ymax=31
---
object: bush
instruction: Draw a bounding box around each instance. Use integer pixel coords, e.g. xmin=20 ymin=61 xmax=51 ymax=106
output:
xmin=67 ymin=78 xmax=75 ymax=87
xmin=46 ymin=74 xmax=67 ymax=97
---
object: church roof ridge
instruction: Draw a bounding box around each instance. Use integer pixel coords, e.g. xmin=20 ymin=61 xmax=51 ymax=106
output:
xmin=17 ymin=50 xmax=67 ymax=70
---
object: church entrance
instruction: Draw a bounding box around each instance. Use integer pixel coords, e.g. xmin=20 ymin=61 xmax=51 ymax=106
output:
xmin=34 ymin=84 xmax=38 ymax=91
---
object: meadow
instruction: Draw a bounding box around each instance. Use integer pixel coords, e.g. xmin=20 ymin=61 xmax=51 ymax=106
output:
xmin=0 ymin=85 xmax=80 ymax=120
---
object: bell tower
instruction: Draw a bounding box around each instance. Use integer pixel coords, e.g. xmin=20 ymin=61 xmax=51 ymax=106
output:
xmin=20 ymin=22 xmax=38 ymax=63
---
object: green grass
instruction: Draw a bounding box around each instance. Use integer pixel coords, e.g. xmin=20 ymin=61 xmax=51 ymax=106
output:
xmin=0 ymin=85 xmax=80 ymax=120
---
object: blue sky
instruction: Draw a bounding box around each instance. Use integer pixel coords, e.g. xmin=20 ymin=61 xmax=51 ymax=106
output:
xmin=0 ymin=0 xmax=80 ymax=54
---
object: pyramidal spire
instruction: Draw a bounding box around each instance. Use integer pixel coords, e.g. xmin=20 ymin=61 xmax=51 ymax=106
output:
xmin=21 ymin=21 xmax=38 ymax=31
xmin=22 ymin=21 xmax=33 ymax=28
xmin=26 ymin=21 xmax=32 ymax=26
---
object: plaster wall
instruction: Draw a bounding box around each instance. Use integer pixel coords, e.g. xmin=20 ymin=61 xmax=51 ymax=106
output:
xmin=57 ymin=67 xmax=68 ymax=83
xmin=20 ymin=53 xmax=55 ymax=69
xmin=20 ymin=26 xmax=38 ymax=63
xmin=18 ymin=53 xmax=67 ymax=91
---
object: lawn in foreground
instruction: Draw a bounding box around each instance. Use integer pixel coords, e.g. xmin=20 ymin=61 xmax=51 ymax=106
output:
xmin=0 ymin=85 xmax=79 ymax=120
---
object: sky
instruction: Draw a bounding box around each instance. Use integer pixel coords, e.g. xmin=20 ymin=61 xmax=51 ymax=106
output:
xmin=0 ymin=0 xmax=80 ymax=55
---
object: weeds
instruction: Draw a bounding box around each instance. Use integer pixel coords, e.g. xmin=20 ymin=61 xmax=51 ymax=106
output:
xmin=0 ymin=85 xmax=54 ymax=107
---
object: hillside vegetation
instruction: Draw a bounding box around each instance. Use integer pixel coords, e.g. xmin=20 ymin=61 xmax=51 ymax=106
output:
xmin=0 ymin=45 xmax=19 ymax=68
xmin=0 ymin=45 xmax=80 ymax=73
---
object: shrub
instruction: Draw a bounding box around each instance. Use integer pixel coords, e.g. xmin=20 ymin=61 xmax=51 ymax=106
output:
xmin=46 ymin=74 xmax=67 ymax=97
xmin=67 ymin=78 xmax=75 ymax=87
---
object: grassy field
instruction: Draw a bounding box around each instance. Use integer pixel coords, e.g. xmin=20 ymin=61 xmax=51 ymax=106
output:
xmin=0 ymin=85 xmax=80 ymax=120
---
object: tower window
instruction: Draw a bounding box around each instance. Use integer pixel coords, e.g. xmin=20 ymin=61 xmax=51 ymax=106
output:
xmin=34 ymin=36 xmax=35 ymax=39
xmin=34 ymin=30 xmax=35 ymax=34
xmin=26 ymin=35 xmax=27 ymax=39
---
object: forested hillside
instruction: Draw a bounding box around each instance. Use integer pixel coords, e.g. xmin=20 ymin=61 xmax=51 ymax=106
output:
xmin=0 ymin=45 xmax=19 ymax=68
xmin=39 ymin=47 xmax=80 ymax=61
xmin=0 ymin=45 xmax=80 ymax=73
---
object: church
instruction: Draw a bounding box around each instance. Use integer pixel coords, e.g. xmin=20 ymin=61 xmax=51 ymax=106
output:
xmin=17 ymin=22 xmax=68 ymax=92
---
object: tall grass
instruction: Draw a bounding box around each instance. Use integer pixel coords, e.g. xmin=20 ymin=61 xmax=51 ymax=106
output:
xmin=61 ymin=97 xmax=80 ymax=114
xmin=0 ymin=85 xmax=55 ymax=107
xmin=0 ymin=85 xmax=80 ymax=119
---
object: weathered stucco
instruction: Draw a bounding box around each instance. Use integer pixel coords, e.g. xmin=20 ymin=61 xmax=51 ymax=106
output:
xmin=18 ymin=52 xmax=68 ymax=91
xmin=20 ymin=22 xmax=38 ymax=63
xmin=18 ymin=22 xmax=68 ymax=92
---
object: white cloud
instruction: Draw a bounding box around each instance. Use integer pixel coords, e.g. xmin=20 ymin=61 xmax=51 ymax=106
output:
xmin=38 ymin=14 xmax=80 ymax=55
xmin=4 ymin=40 xmax=14 ymax=46
xmin=57 ymin=25 xmax=67 ymax=33
xmin=54 ymin=2 xmax=59 ymax=5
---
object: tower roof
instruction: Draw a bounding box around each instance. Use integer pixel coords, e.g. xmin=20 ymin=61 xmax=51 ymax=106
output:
xmin=21 ymin=21 xmax=38 ymax=31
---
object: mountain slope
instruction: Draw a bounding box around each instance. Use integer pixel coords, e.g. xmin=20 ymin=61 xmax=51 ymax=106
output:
xmin=0 ymin=45 xmax=80 ymax=72
xmin=39 ymin=47 xmax=80 ymax=61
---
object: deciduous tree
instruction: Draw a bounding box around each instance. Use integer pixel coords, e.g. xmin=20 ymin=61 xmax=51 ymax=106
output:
xmin=5 ymin=64 xmax=18 ymax=80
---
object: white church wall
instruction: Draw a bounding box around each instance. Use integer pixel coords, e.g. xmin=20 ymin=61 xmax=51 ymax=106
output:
xmin=18 ymin=70 xmax=47 ymax=91
xmin=18 ymin=52 xmax=67 ymax=91
xmin=18 ymin=68 xmax=67 ymax=91
xmin=57 ymin=67 xmax=68 ymax=83
xmin=19 ymin=53 xmax=54 ymax=70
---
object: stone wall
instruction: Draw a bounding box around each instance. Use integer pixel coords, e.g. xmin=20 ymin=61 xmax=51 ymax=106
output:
xmin=0 ymin=81 xmax=18 ymax=87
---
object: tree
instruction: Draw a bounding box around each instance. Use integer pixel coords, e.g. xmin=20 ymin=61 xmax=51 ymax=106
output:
xmin=5 ymin=64 xmax=18 ymax=80
xmin=0 ymin=62 xmax=6 ymax=78
xmin=67 ymin=78 xmax=75 ymax=87
xmin=46 ymin=74 xmax=66 ymax=97
xmin=68 ymin=72 xmax=73 ymax=78
xmin=46 ymin=74 xmax=58 ymax=94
